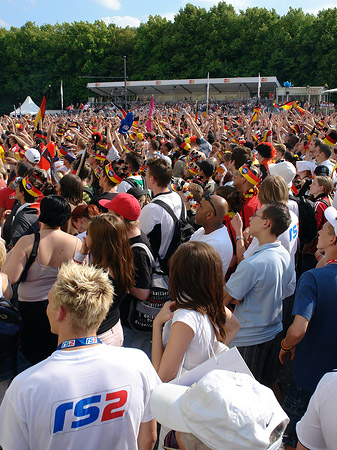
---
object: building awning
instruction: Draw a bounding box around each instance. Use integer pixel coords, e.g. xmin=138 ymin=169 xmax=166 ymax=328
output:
xmin=87 ymin=76 xmax=280 ymax=98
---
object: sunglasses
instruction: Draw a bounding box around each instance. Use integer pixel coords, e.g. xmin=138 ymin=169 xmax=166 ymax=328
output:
xmin=204 ymin=193 xmax=216 ymax=216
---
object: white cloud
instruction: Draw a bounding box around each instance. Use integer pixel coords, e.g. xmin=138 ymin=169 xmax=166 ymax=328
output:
xmin=95 ymin=0 xmax=121 ymax=11
xmin=0 ymin=19 xmax=9 ymax=28
xmin=303 ymin=3 xmax=336 ymax=15
xmin=161 ymin=11 xmax=176 ymax=21
xmin=101 ymin=15 xmax=141 ymax=27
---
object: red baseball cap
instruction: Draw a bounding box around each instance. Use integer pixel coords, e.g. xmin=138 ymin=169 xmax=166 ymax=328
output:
xmin=99 ymin=193 xmax=141 ymax=221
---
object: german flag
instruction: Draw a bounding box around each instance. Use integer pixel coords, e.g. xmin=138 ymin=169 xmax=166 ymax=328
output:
xmin=252 ymin=131 xmax=262 ymax=143
xmin=273 ymin=100 xmax=278 ymax=108
xmin=315 ymin=119 xmax=325 ymax=130
xmin=34 ymin=85 xmax=50 ymax=129
xmin=249 ymin=107 xmax=260 ymax=125
xmin=324 ymin=130 xmax=337 ymax=147
xmin=279 ymin=101 xmax=294 ymax=110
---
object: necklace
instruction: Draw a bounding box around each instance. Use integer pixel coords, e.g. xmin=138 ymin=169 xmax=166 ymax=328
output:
xmin=325 ymin=259 xmax=337 ymax=266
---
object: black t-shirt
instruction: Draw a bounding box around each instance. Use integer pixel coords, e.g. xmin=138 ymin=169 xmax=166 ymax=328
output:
xmin=120 ymin=233 xmax=153 ymax=327
xmin=3 ymin=203 xmax=39 ymax=249
xmin=97 ymin=274 xmax=126 ymax=334
xmin=92 ymin=191 xmax=118 ymax=212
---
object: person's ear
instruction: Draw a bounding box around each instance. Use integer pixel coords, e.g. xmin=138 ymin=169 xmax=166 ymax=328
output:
xmin=263 ymin=217 xmax=271 ymax=230
xmin=56 ymin=305 xmax=67 ymax=323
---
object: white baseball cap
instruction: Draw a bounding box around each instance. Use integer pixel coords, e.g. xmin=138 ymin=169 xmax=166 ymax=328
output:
xmin=269 ymin=161 xmax=296 ymax=187
xmin=324 ymin=206 xmax=337 ymax=236
xmin=150 ymin=370 xmax=289 ymax=450
xmin=25 ymin=148 xmax=41 ymax=164
xmin=296 ymin=160 xmax=316 ymax=175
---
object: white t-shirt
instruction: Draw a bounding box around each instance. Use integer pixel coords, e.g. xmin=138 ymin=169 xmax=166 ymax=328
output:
xmin=0 ymin=345 xmax=161 ymax=450
xmin=244 ymin=210 xmax=298 ymax=298
xmin=117 ymin=175 xmax=144 ymax=193
xmin=190 ymin=226 xmax=233 ymax=277
xmin=297 ymin=371 xmax=337 ymax=450
xmin=162 ymin=309 xmax=216 ymax=371
xmin=288 ymin=197 xmax=299 ymax=218
xmin=139 ymin=191 xmax=183 ymax=261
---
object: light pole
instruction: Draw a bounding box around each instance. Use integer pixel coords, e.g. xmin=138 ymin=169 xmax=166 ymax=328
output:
xmin=124 ymin=56 xmax=127 ymax=112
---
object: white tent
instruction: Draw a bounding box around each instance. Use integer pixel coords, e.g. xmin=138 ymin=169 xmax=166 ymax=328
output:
xmin=10 ymin=96 xmax=40 ymax=117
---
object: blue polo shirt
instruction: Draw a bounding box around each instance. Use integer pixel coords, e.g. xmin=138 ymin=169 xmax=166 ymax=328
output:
xmin=292 ymin=264 xmax=337 ymax=392
xmin=225 ymin=242 xmax=293 ymax=346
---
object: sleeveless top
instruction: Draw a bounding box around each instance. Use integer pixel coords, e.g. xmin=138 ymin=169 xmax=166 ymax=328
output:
xmin=18 ymin=237 xmax=79 ymax=303
xmin=18 ymin=260 xmax=58 ymax=303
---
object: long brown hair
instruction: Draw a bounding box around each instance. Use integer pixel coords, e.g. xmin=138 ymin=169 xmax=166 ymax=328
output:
xmin=169 ymin=241 xmax=226 ymax=343
xmin=87 ymin=213 xmax=135 ymax=294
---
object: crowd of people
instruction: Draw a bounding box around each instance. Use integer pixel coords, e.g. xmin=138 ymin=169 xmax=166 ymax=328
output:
xmin=0 ymin=100 xmax=337 ymax=449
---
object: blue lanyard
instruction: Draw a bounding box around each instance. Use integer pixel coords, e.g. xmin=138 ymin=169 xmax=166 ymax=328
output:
xmin=56 ymin=336 xmax=102 ymax=351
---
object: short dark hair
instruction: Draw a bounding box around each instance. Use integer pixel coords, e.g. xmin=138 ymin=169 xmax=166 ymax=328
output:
xmin=261 ymin=202 xmax=291 ymax=237
xmin=175 ymin=136 xmax=184 ymax=146
xmin=231 ymin=146 xmax=252 ymax=170
xmin=150 ymin=139 xmax=160 ymax=151
xmin=59 ymin=174 xmax=83 ymax=205
xmin=17 ymin=161 xmax=33 ymax=178
xmin=147 ymin=157 xmax=172 ymax=187
xmin=163 ymin=141 xmax=174 ymax=152
xmin=288 ymin=133 xmax=299 ymax=145
xmin=215 ymin=185 xmax=242 ymax=213
xmin=318 ymin=142 xmax=332 ymax=159
xmin=39 ymin=195 xmax=71 ymax=228
xmin=125 ymin=152 xmax=142 ymax=172
xmin=243 ymin=141 xmax=254 ymax=151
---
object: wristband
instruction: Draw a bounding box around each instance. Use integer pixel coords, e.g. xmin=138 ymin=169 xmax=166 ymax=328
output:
xmin=73 ymin=251 xmax=87 ymax=264
xmin=236 ymin=236 xmax=244 ymax=241
xmin=281 ymin=338 xmax=294 ymax=351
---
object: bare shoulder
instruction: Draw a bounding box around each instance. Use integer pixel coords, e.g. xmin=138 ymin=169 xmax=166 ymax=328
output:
xmin=10 ymin=234 xmax=35 ymax=254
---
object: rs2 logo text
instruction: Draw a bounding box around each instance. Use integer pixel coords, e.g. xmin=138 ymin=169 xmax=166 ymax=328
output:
xmin=51 ymin=386 xmax=130 ymax=434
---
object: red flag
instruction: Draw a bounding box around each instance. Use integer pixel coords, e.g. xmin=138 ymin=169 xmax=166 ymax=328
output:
xmin=34 ymin=85 xmax=50 ymax=129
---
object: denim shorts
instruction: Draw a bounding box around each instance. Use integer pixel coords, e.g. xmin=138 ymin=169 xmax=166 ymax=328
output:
xmin=282 ymin=381 xmax=313 ymax=448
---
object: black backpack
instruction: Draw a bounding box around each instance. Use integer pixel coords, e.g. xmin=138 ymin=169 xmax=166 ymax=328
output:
xmin=289 ymin=194 xmax=329 ymax=246
xmin=152 ymin=195 xmax=194 ymax=273
xmin=0 ymin=299 xmax=22 ymax=376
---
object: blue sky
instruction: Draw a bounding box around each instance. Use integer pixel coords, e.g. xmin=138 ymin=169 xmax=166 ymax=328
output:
xmin=1 ymin=0 xmax=335 ymax=29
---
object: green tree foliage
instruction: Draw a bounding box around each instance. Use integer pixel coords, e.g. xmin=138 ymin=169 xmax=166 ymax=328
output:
xmin=0 ymin=4 xmax=336 ymax=113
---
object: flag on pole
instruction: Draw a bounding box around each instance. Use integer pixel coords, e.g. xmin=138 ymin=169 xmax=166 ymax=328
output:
xmin=195 ymin=100 xmax=198 ymax=123
xmin=76 ymin=147 xmax=88 ymax=177
xmin=257 ymin=73 xmax=261 ymax=100
xmin=279 ymin=100 xmax=294 ymax=110
xmin=34 ymin=85 xmax=51 ymax=129
xmin=206 ymin=72 xmax=210 ymax=115
xmin=145 ymin=95 xmax=154 ymax=132
xmin=249 ymin=105 xmax=261 ymax=125
xmin=60 ymin=80 xmax=64 ymax=111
